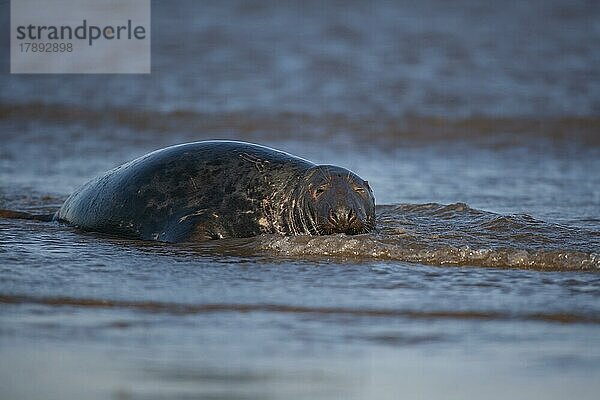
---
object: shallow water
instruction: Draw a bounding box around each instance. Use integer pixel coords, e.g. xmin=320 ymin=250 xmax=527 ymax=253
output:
xmin=1 ymin=0 xmax=599 ymax=399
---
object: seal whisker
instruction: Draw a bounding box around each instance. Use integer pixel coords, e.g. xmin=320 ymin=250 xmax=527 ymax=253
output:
xmin=317 ymin=168 xmax=329 ymax=183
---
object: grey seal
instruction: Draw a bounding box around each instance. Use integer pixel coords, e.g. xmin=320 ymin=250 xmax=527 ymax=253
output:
xmin=50 ymin=140 xmax=376 ymax=242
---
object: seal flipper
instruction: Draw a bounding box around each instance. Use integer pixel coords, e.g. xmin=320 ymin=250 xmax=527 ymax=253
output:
xmin=155 ymin=211 xmax=222 ymax=243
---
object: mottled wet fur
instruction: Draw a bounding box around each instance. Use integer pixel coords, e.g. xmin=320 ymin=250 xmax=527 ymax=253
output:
xmin=56 ymin=141 xmax=376 ymax=243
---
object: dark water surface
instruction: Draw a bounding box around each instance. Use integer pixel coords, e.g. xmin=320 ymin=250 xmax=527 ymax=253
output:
xmin=1 ymin=1 xmax=599 ymax=399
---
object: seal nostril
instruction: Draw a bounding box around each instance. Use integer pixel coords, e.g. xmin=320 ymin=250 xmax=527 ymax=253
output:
xmin=328 ymin=210 xmax=338 ymax=225
xmin=348 ymin=208 xmax=356 ymax=224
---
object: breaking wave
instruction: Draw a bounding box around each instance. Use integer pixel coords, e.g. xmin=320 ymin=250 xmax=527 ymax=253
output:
xmin=253 ymin=203 xmax=599 ymax=271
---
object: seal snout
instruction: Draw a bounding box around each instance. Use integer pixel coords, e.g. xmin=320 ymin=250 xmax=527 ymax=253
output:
xmin=328 ymin=205 xmax=357 ymax=229
xmin=323 ymin=199 xmax=368 ymax=235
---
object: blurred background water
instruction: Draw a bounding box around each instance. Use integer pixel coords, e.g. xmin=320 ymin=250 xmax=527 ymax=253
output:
xmin=1 ymin=0 xmax=599 ymax=399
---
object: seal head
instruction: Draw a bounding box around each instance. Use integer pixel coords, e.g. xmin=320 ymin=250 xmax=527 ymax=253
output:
xmin=292 ymin=165 xmax=376 ymax=235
